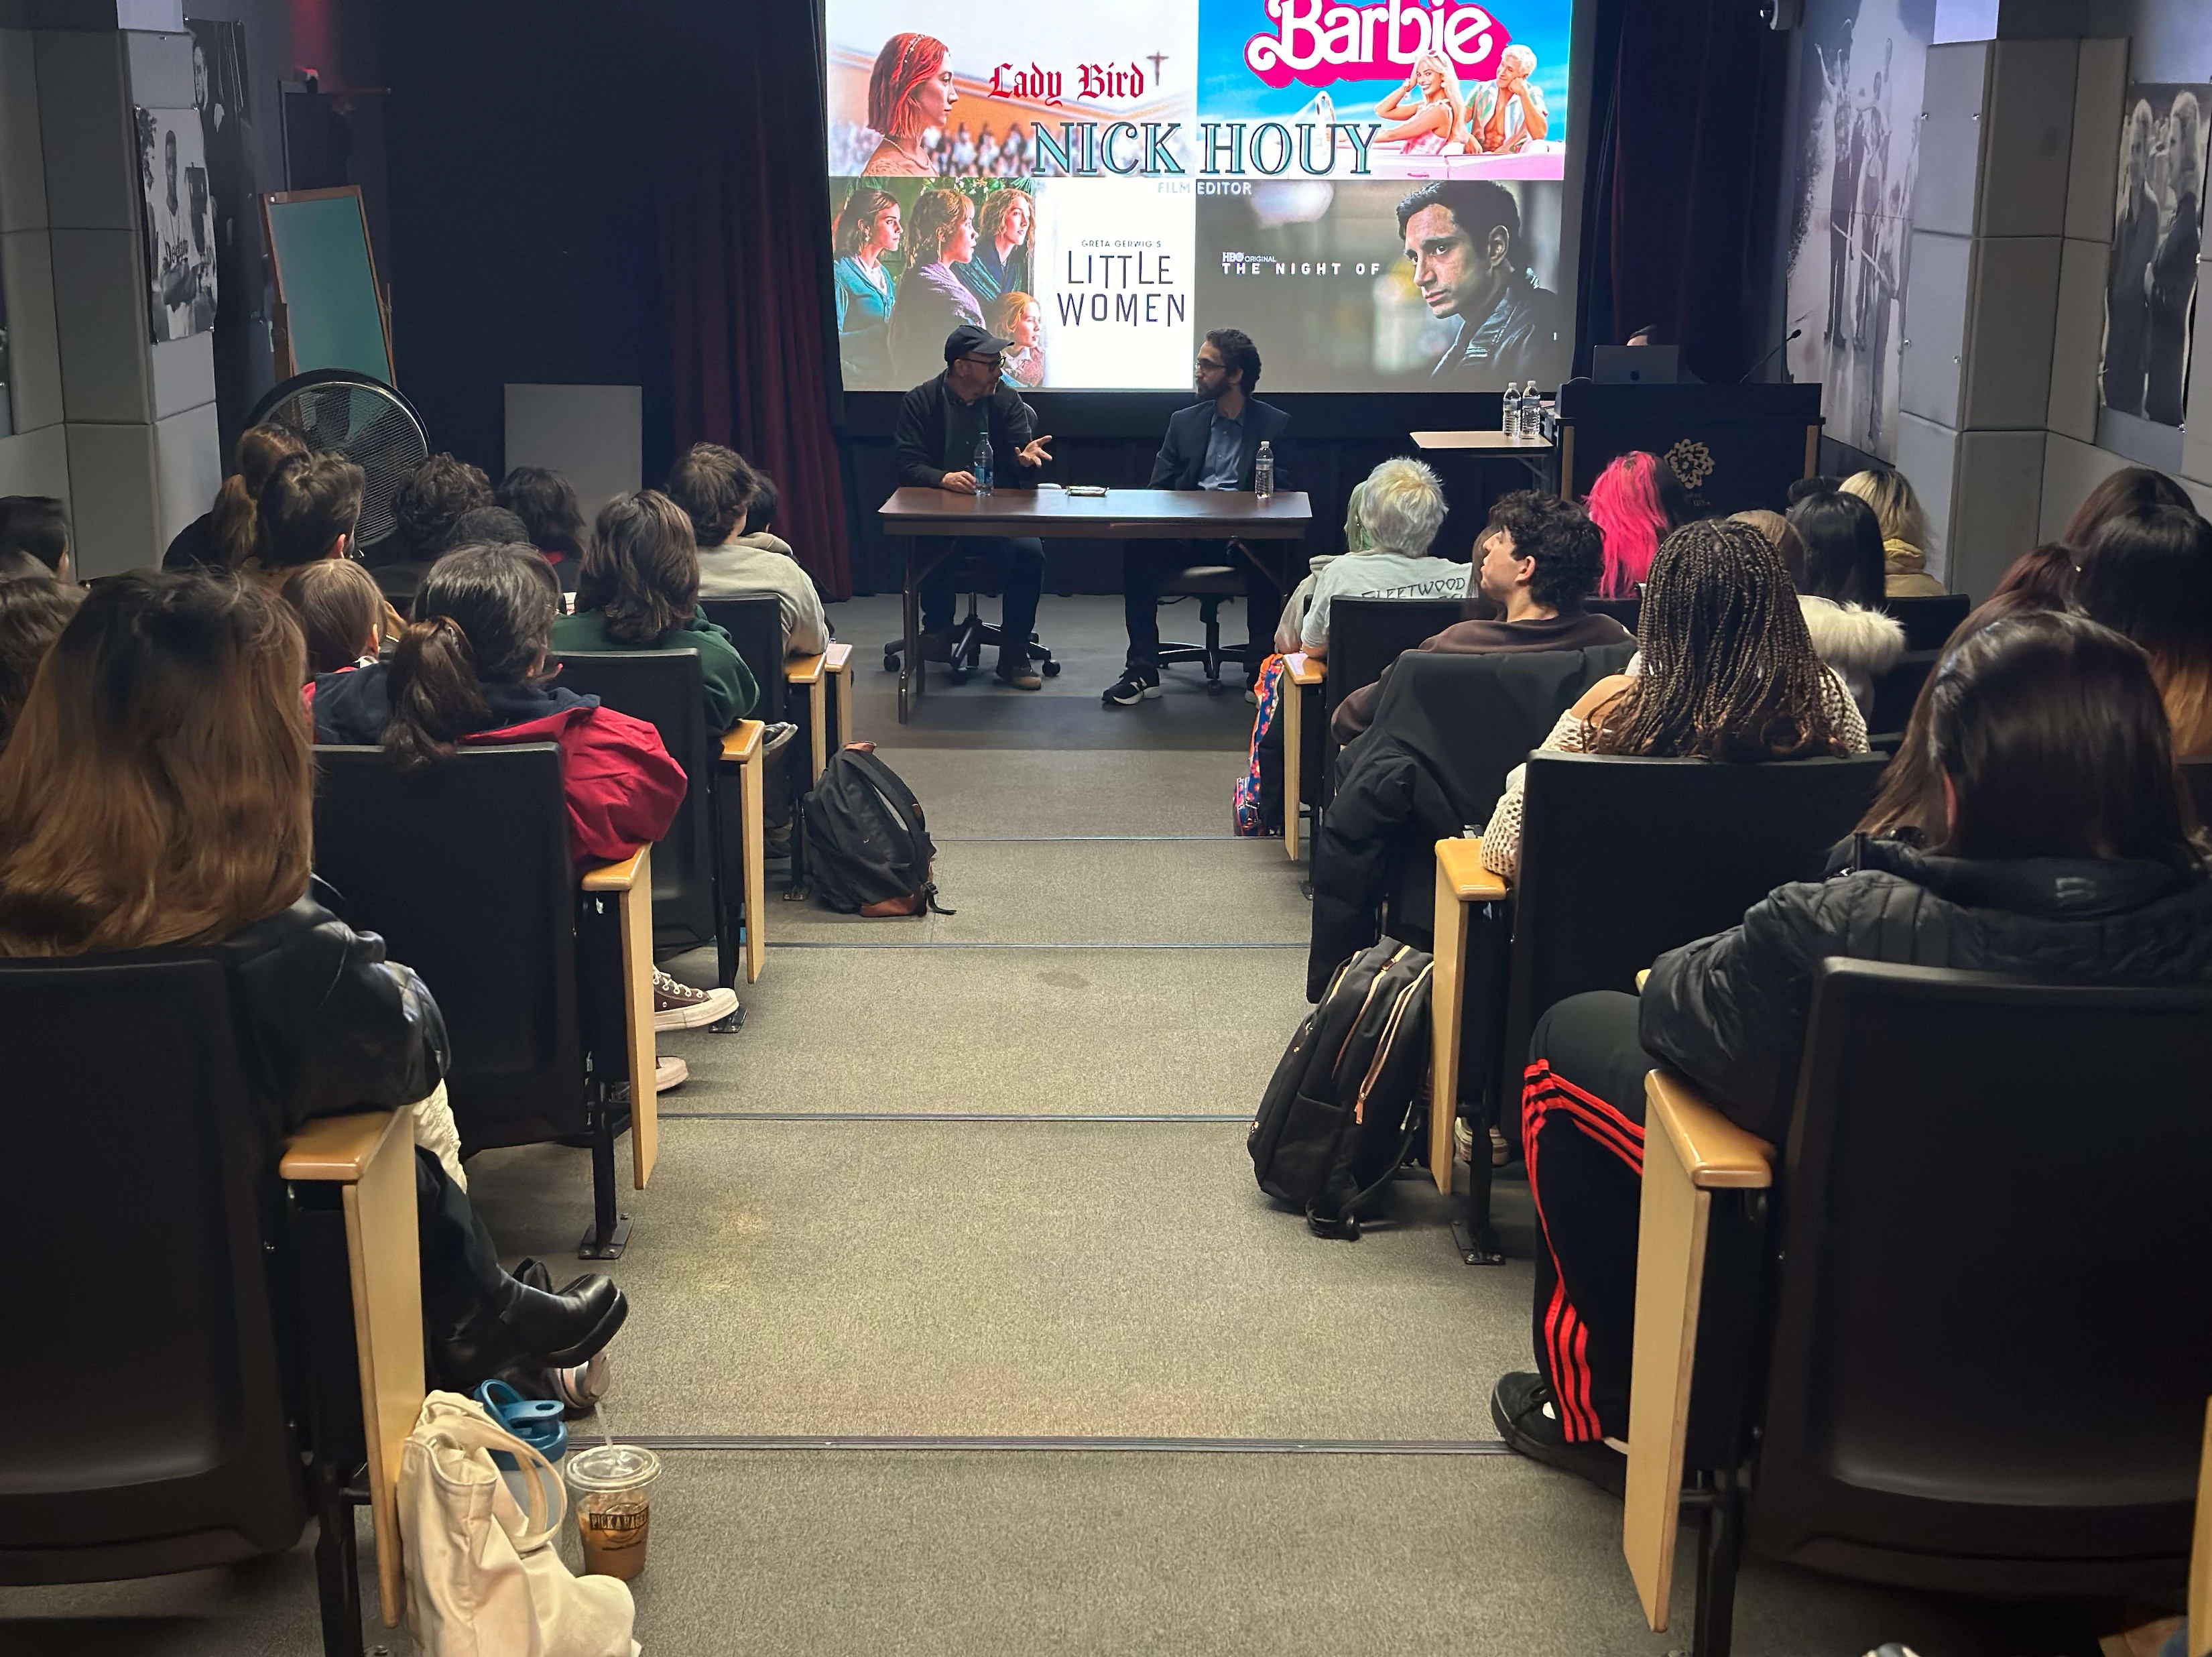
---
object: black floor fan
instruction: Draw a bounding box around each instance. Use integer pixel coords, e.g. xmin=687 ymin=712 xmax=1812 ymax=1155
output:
xmin=246 ymin=369 xmax=432 ymax=564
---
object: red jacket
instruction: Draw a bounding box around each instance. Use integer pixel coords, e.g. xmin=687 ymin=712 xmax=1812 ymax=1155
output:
xmin=306 ymin=666 xmax=686 ymax=867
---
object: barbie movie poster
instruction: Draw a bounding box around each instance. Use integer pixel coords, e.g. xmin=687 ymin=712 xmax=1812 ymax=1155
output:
xmin=825 ymin=0 xmax=1580 ymax=391
xmin=1782 ymin=0 xmax=1930 ymax=463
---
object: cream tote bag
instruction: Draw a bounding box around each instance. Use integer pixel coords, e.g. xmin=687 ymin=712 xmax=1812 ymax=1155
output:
xmin=397 ymin=1391 xmax=641 ymax=1657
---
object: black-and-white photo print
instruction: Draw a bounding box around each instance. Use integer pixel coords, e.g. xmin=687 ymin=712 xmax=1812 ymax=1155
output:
xmin=2101 ymin=83 xmax=2206 ymax=429
xmin=135 ymin=105 xmax=219 ymax=343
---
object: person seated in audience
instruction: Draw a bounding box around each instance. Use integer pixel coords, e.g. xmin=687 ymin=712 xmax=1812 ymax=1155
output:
xmin=1786 ymin=485 xmax=1904 ymax=715
xmin=1729 ymin=508 xmax=1807 ymax=583
xmin=496 ymin=465 xmax=591 ymax=592
xmin=550 ymin=489 xmax=766 ymax=735
xmin=0 ymin=496 xmax=72 ymax=585
xmin=894 ymin=322 xmax=1054 ymax=690
xmin=665 ymin=443 xmax=830 ymax=657
xmin=1986 ymin=541 xmax=2077 ymax=609
xmin=163 ymin=423 xmax=304 ymax=571
xmin=307 ymin=544 xmax=686 ymax=871
xmin=383 ymin=452 xmax=494 ymax=570
xmin=249 ymin=450 xmax=365 ymax=574
xmin=1585 ymin=451 xmax=1688 ymax=599
xmin=1297 ymin=458 xmax=1465 ymax=662
xmin=1274 ymin=482 xmax=1370 ymax=654
xmin=449 ymin=505 xmax=533 ymax=562
xmin=281 ymin=558 xmax=387 ymax=677
xmin=1840 ymin=467 xmax=1943 ymax=595
xmin=2062 ymin=463 xmax=2192 ymax=551
xmin=0 ymin=572 xmax=631 ymax=1392
xmin=1490 ymin=611 xmax=2212 ymax=1491
xmin=1331 ymin=491 xmax=1632 ymax=744
xmin=1478 ymin=518 xmax=1869 ymax=881
xmin=2075 ymin=503 xmax=2212 ymax=756
xmin=0 ymin=575 xmax=82 ymax=748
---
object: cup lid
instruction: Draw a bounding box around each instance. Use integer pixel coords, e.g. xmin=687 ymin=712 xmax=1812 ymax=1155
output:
xmin=564 ymin=1443 xmax=661 ymax=1492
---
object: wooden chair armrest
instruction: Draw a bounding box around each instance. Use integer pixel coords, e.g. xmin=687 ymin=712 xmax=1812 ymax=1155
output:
xmin=2192 ymin=1398 xmax=2212 ymax=1656
xmin=1286 ymin=651 xmax=1325 ymax=686
xmin=785 ymin=651 xmax=827 ymax=686
xmin=1434 ymin=836 xmax=1510 ymax=902
xmin=823 ymin=641 xmax=853 ymax=674
xmin=282 ymin=1105 xmax=420 ymax=1629
xmin=580 ymin=848 xmax=647 ymax=894
xmin=1646 ymin=1070 xmax=1774 ymax=1190
xmin=1635 ymin=969 xmax=1649 ymax=992
xmin=721 ymin=719 xmax=763 ymax=764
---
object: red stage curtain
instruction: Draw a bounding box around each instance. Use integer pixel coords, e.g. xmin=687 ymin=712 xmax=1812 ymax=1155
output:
xmin=657 ymin=7 xmax=852 ymax=601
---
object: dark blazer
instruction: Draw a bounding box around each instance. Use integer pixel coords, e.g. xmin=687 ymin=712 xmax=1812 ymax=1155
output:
xmin=1149 ymin=398 xmax=1296 ymax=492
xmin=892 ymin=375 xmax=1040 ymax=492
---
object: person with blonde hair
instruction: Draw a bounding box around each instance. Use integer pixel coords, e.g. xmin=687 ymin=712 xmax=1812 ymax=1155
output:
xmin=0 ymin=572 xmax=631 ymax=1392
xmin=1375 ymin=51 xmax=1465 ymax=155
xmin=955 ymin=188 xmax=1033 ymax=308
xmin=1299 ymin=456 xmax=1465 ymax=659
xmin=1840 ymin=467 xmax=1942 ymax=595
xmin=991 ymin=289 xmax=1044 ymax=389
xmin=1466 ymin=42 xmax=1548 ymax=154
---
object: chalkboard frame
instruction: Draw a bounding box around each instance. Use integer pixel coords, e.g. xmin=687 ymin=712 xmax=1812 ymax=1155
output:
xmin=261 ymin=185 xmax=394 ymax=386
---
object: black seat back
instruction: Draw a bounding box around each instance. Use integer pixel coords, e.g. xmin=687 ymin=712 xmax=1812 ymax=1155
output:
xmin=697 ymin=596 xmax=788 ymax=723
xmin=313 ymin=743 xmax=587 ymax=1150
xmin=548 ymin=649 xmax=715 ymax=950
xmin=1586 ymin=595 xmax=1641 ymax=635
xmin=1320 ymin=597 xmax=1467 ymax=729
xmin=1506 ymin=751 xmax=1889 ymax=1103
xmin=1751 ymin=960 xmax=2212 ymax=1598
xmin=2179 ymin=755 xmax=2212 ymax=827
xmin=1867 ymin=648 xmax=1939 ymax=738
xmin=1884 ymin=591 xmax=1971 ymax=651
xmin=0 ymin=955 xmax=306 ymax=1581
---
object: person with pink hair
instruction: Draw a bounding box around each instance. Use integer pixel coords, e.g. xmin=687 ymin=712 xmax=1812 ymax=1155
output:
xmin=1583 ymin=452 xmax=1684 ymax=599
xmin=862 ymin=33 xmax=956 ymax=177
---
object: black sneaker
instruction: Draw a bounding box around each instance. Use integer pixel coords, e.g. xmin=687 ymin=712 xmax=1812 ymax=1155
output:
xmin=1489 ymin=1371 xmax=1627 ymax=1497
xmin=1101 ymin=670 xmax=1160 ymax=707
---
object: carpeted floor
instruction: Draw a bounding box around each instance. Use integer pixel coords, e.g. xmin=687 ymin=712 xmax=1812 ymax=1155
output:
xmin=0 ymin=597 xmax=2085 ymax=1655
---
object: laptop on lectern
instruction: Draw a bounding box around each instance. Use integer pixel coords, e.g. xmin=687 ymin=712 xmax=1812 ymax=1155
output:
xmin=1592 ymin=345 xmax=1680 ymax=385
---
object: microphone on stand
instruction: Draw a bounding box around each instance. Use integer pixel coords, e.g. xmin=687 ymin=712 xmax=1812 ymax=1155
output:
xmin=1738 ymin=326 xmax=1804 ymax=385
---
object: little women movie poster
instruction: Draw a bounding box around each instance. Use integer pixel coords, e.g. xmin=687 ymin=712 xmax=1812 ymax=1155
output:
xmin=825 ymin=0 xmax=1577 ymax=393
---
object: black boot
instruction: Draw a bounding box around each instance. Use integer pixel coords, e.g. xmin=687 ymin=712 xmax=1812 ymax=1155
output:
xmin=415 ymin=1152 xmax=629 ymax=1390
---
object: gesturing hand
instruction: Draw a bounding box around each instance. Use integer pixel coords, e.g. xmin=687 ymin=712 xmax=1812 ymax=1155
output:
xmin=940 ymin=471 xmax=977 ymax=495
xmin=1017 ymin=436 xmax=1053 ymax=469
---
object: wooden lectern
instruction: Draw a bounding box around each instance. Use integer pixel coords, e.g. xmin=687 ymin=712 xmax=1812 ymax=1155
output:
xmin=1552 ymin=381 xmax=1823 ymax=513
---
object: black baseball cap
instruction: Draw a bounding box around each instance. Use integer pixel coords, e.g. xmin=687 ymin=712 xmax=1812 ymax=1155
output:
xmin=944 ymin=323 xmax=1013 ymax=363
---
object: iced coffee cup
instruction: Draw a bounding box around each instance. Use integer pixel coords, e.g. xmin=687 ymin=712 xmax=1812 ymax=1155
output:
xmin=564 ymin=1443 xmax=661 ymax=1581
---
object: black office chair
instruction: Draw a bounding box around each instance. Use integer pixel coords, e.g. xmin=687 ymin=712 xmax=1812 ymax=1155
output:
xmin=1156 ymin=563 xmax=1252 ymax=690
xmin=1587 ymin=595 xmax=1641 ymax=634
xmin=879 ymin=550 xmax=1058 ymax=684
xmin=1884 ymin=590 xmax=1971 ymax=651
xmin=312 ymin=742 xmax=656 ymax=1257
xmin=1636 ymin=961 xmax=2212 ymax=1656
xmin=1449 ymin=750 xmax=1887 ymax=1260
xmin=0 ymin=954 xmax=422 ymax=1656
xmin=549 ymin=648 xmax=733 ymax=974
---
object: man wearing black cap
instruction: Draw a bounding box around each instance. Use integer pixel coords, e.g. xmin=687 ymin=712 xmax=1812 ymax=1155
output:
xmin=891 ymin=323 xmax=1056 ymax=689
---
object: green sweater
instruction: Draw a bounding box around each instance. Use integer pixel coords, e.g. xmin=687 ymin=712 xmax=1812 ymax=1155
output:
xmin=549 ymin=607 xmax=759 ymax=730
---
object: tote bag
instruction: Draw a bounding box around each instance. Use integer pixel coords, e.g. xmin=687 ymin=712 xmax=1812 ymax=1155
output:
xmin=398 ymin=1391 xmax=641 ymax=1657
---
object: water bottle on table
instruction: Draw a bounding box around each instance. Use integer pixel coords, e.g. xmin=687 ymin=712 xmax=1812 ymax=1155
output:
xmin=1254 ymin=440 xmax=1274 ymax=501
xmin=1503 ymin=383 xmax=1522 ymax=436
xmin=973 ymin=434 xmax=993 ymax=497
xmin=1522 ymin=383 xmax=1543 ymax=439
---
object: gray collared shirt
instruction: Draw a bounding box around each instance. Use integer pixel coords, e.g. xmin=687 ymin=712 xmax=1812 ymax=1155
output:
xmin=1199 ymin=406 xmax=1245 ymax=491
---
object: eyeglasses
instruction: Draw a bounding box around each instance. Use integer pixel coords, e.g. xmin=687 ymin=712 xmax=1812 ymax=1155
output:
xmin=960 ymin=354 xmax=1003 ymax=370
xmin=1194 ymin=357 xmax=1225 ymax=373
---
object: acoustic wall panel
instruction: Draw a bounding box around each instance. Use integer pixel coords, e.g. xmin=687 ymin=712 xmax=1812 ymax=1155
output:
xmin=64 ymin=419 xmax=158 ymax=578
xmin=1916 ymin=43 xmax=1991 ymax=238
xmin=48 ymin=225 xmax=149 ymax=422
xmin=121 ymin=25 xmax=189 ymax=108
xmin=1 ymin=226 xmax=62 ymax=431
xmin=2185 ymin=258 xmax=2212 ymax=489
xmin=2044 ymin=237 xmax=2105 ymax=443
xmin=0 ymin=30 xmax=48 ymax=234
xmin=1896 ymin=412 xmax=1959 ymax=571
xmin=1980 ymin=39 xmax=2077 ymax=239
xmin=1948 ymin=428 xmax=2045 ymax=599
xmin=149 ymin=328 xmax=211 ymax=421
xmin=2063 ymin=36 xmax=2128 ymax=244
xmin=1961 ymin=235 xmax=2061 ymax=429
xmin=152 ymin=398 xmax=217 ymax=548
xmin=0 ymin=422 xmax=68 ymax=500
xmin=1900 ymin=231 xmax=1973 ymax=428
xmin=33 ymin=29 xmax=134 ymax=231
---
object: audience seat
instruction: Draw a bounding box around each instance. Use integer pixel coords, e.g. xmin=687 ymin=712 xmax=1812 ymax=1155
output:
xmin=1627 ymin=961 xmax=2212 ymax=1656
xmin=1587 ymin=595 xmax=1641 ymax=635
xmin=1432 ymin=750 xmax=1887 ymax=1260
xmin=2180 ymin=754 xmax=2212 ymax=826
xmin=1867 ymin=649 xmax=1939 ymax=744
xmin=0 ymin=955 xmax=423 ymax=1655
xmin=311 ymin=743 xmax=660 ymax=1257
xmin=1884 ymin=591 xmax=1971 ymax=652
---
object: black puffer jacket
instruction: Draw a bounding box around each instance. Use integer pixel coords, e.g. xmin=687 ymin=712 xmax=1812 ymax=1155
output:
xmin=196 ymin=878 xmax=448 ymax=1142
xmin=1641 ymin=835 xmax=2212 ymax=1144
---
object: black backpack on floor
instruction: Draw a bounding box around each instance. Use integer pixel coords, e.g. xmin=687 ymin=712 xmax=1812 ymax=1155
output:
xmin=1248 ymin=938 xmax=1433 ymax=1237
xmin=800 ymin=747 xmax=951 ymax=916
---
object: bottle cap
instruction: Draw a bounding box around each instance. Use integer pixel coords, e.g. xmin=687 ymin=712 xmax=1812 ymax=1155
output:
xmin=564 ymin=1443 xmax=662 ymax=1493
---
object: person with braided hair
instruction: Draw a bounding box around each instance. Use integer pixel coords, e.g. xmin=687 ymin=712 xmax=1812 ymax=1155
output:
xmin=1476 ymin=517 xmax=1868 ymax=882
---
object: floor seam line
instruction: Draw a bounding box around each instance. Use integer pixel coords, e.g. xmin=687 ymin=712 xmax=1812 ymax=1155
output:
xmin=619 ymin=1435 xmax=1516 ymax=1455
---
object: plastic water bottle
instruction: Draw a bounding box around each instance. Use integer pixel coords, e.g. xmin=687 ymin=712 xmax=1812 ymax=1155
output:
xmin=1254 ymin=440 xmax=1274 ymax=501
xmin=973 ymin=434 xmax=993 ymax=497
xmin=1503 ymin=382 xmax=1522 ymax=436
xmin=1521 ymin=382 xmax=1542 ymax=438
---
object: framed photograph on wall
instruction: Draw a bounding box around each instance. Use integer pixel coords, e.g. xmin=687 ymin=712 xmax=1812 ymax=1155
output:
xmin=136 ymin=105 xmax=220 ymax=343
xmin=2100 ymin=83 xmax=2206 ymax=430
